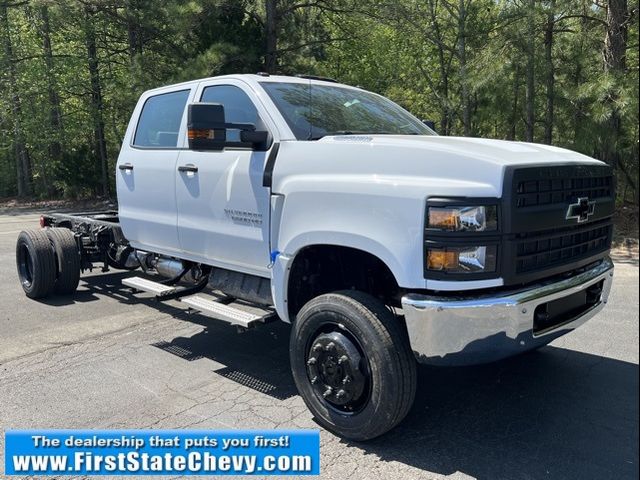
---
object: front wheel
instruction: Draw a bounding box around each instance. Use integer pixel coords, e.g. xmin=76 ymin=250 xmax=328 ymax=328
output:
xmin=290 ymin=291 xmax=416 ymax=441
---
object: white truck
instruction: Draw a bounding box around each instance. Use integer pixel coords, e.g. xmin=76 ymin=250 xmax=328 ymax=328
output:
xmin=16 ymin=74 xmax=615 ymax=440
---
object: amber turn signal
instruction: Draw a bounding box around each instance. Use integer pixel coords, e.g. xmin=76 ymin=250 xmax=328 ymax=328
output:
xmin=427 ymin=250 xmax=459 ymax=271
xmin=428 ymin=209 xmax=459 ymax=230
xmin=187 ymin=128 xmax=216 ymax=140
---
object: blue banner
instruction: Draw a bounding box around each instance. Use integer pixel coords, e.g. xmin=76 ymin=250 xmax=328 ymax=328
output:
xmin=4 ymin=430 xmax=320 ymax=476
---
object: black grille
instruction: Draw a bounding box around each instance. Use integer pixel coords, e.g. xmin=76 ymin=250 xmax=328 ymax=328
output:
xmin=516 ymin=174 xmax=613 ymax=208
xmin=499 ymin=164 xmax=615 ymax=285
xmin=515 ymin=222 xmax=612 ymax=273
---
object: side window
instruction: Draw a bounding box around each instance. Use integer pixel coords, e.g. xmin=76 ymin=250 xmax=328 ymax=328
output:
xmin=200 ymin=85 xmax=260 ymax=143
xmin=133 ymin=89 xmax=190 ymax=147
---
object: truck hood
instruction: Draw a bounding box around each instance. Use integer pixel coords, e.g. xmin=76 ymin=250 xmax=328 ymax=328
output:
xmin=272 ymin=135 xmax=603 ymax=197
xmin=273 ymin=135 xmax=605 ymax=199
xmin=319 ymin=134 xmax=603 ymax=166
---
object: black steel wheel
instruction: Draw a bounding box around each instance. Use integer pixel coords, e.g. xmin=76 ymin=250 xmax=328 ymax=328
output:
xmin=45 ymin=228 xmax=81 ymax=294
xmin=16 ymin=229 xmax=56 ymax=299
xmin=290 ymin=290 xmax=417 ymax=441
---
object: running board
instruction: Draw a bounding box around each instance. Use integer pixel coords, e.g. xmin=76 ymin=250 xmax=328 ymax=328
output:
xmin=181 ymin=295 xmax=275 ymax=329
xmin=122 ymin=276 xmax=176 ymax=296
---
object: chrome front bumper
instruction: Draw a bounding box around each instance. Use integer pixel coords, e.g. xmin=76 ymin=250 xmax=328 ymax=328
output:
xmin=401 ymin=258 xmax=614 ymax=366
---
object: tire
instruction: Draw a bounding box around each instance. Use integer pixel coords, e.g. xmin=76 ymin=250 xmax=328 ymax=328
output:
xmin=45 ymin=227 xmax=81 ymax=294
xmin=16 ymin=229 xmax=57 ymax=299
xmin=290 ymin=290 xmax=417 ymax=441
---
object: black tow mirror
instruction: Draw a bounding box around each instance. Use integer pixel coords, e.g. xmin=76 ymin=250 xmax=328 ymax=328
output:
xmin=187 ymin=102 xmax=270 ymax=151
xmin=188 ymin=103 xmax=227 ymax=151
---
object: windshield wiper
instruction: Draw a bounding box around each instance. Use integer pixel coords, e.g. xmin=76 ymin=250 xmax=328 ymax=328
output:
xmin=308 ymin=130 xmax=395 ymax=140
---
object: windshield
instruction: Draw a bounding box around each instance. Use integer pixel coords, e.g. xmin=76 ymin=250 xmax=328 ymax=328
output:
xmin=260 ymin=82 xmax=434 ymax=140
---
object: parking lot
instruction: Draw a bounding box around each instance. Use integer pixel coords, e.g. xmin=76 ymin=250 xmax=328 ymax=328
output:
xmin=0 ymin=210 xmax=638 ymax=480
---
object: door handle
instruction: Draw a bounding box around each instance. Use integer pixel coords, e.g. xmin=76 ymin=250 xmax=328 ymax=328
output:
xmin=178 ymin=164 xmax=198 ymax=173
xmin=119 ymin=163 xmax=134 ymax=171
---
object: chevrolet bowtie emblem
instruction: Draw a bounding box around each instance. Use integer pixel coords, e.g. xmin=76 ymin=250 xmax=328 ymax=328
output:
xmin=566 ymin=197 xmax=595 ymax=223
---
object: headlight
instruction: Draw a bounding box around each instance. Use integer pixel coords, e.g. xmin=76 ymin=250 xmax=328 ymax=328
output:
xmin=427 ymin=245 xmax=497 ymax=273
xmin=427 ymin=205 xmax=497 ymax=232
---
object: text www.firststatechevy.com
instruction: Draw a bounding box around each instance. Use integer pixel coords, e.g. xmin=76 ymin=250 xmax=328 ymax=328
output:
xmin=12 ymin=452 xmax=313 ymax=474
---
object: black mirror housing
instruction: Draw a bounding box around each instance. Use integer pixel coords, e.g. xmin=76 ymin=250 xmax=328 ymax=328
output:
xmin=240 ymin=130 xmax=269 ymax=149
xmin=187 ymin=102 xmax=271 ymax=151
xmin=187 ymin=103 xmax=227 ymax=151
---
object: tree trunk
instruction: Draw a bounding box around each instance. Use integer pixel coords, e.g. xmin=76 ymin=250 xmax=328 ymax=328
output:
xmin=38 ymin=5 xmax=63 ymax=196
xmin=543 ymin=0 xmax=555 ymax=145
xmin=84 ymin=6 xmax=109 ymax=196
xmin=458 ymin=0 xmax=470 ymax=136
xmin=430 ymin=2 xmax=451 ymax=135
xmin=601 ymin=0 xmax=629 ymax=169
xmin=264 ymin=0 xmax=278 ymax=73
xmin=508 ymin=67 xmax=520 ymax=141
xmin=524 ymin=0 xmax=536 ymax=143
xmin=126 ymin=0 xmax=143 ymax=61
xmin=1 ymin=4 xmax=32 ymax=197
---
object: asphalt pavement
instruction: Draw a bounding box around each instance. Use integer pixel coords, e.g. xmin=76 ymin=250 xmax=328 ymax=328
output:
xmin=0 ymin=211 xmax=638 ymax=480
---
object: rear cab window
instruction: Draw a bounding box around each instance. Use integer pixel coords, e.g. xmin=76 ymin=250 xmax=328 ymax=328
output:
xmin=133 ymin=89 xmax=190 ymax=148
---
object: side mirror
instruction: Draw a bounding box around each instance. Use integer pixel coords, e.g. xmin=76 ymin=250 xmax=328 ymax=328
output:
xmin=422 ymin=119 xmax=436 ymax=132
xmin=187 ymin=103 xmax=270 ymax=151
xmin=187 ymin=103 xmax=227 ymax=151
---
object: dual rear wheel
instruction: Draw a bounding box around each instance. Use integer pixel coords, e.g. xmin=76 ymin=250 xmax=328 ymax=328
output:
xmin=16 ymin=228 xmax=80 ymax=299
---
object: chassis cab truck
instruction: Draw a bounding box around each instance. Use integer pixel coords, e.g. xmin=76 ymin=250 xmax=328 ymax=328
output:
xmin=16 ymin=74 xmax=615 ymax=440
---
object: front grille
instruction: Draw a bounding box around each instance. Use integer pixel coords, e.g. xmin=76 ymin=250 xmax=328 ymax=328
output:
xmin=516 ymin=174 xmax=613 ymax=208
xmin=500 ymin=164 xmax=615 ymax=285
xmin=515 ymin=222 xmax=612 ymax=274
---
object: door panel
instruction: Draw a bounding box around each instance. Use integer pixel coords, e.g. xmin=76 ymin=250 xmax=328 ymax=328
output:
xmin=116 ymin=89 xmax=191 ymax=253
xmin=176 ymin=149 xmax=271 ymax=274
xmin=175 ymin=83 xmax=272 ymax=275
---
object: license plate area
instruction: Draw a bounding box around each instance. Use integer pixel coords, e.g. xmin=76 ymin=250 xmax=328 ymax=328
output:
xmin=533 ymin=280 xmax=604 ymax=335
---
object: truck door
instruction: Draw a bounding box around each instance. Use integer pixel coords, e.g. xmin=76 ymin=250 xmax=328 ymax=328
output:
xmin=116 ymin=88 xmax=193 ymax=255
xmin=175 ymin=82 xmax=273 ymax=277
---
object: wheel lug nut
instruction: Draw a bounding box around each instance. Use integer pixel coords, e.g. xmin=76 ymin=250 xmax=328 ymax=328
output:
xmin=307 ymin=357 xmax=317 ymax=365
xmin=342 ymin=375 xmax=351 ymax=384
xmin=338 ymin=355 xmax=348 ymax=365
xmin=336 ymin=389 xmax=346 ymax=399
xmin=325 ymin=342 xmax=336 ymax=352
xmin=323 ymin=387 xmax=333 ymax=398
xmin=313 ymin=343 xmax=323 ymax=352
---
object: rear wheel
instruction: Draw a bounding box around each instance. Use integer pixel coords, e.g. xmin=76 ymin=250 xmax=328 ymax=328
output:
xmin=16 ymin=229 xmax=56 ymax=299
xmin=290 ymin=290 xmax=417 ymax=441
xmin=45 ymin=228 xmax=81 ymax=294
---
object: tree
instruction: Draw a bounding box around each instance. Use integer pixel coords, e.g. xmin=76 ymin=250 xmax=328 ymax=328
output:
xmin=1 ymin=1 xmax=32 ymax=197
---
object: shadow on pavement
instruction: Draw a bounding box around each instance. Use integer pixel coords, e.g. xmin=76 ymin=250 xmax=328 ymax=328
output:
xmin=152 ymin=323 xmax=297 ymax=401
xmin=78 ymin=270 xmax=638 ymax=479
xmin=363 ymin=348 xmax=639 ymax=480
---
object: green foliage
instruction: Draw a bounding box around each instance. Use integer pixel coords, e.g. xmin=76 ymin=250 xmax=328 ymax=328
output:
xmin=0 ymin=0 xmax=637 ymax=202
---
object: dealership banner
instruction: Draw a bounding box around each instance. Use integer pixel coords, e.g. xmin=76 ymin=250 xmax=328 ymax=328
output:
xmin=4 ymin=429 xmax=320 ymax=476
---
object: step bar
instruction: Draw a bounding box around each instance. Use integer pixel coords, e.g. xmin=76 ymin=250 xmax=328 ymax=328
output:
xmin=181 ymin=295 xmax=274 ymax=329
xmin=122 ymin=276 xmax=275 ymax=329
xmin=122 ymin=276 xmax=176 ymax=296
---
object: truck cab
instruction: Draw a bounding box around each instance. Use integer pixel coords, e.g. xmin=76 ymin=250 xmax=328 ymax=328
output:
xmin=17 ymin=74 xmax=615 ymax=441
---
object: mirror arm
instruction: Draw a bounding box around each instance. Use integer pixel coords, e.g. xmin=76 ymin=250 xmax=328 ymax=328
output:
xmin=224 ymin=122 xmax=256 ymax=132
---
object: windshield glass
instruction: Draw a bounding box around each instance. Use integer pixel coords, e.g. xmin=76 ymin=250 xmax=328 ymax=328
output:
xmin=260 ymin=82 xmax=434 ymax=140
